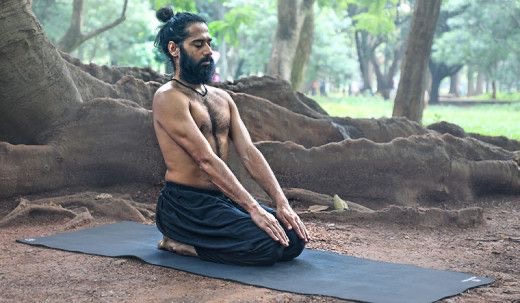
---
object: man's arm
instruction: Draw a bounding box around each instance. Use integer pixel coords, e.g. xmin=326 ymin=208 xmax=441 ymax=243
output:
xmin=152 ymin=90 xmax=289 ymax=246
xmin=227 ymin=94 xmax=310 ymax=242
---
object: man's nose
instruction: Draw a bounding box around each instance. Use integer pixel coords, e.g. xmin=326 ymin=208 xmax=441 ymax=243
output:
xmin=203 ymin=43 xmax=212 ymax=56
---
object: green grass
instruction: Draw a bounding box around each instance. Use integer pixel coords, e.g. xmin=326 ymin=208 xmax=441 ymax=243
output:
xmin=314 ymin=95 xmax=520 ymax=141
xmin=472 ymin=92 xmax=520 ymax=102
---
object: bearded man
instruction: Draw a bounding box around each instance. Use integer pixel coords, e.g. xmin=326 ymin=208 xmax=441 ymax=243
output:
xmin=152 ymin=7 xmax=309 ymax=266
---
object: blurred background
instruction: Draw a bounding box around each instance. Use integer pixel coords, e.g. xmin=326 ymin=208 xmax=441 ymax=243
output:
xmin=32 ymin=0 xmax=520 ymax=139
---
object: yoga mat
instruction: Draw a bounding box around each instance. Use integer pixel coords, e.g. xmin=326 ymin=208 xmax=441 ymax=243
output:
xmin=18 ymin=221 xmax=493 ymax=303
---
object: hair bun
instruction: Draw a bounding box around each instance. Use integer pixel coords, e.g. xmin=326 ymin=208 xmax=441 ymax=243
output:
xmin=156 ymin=7 xmax=174 ymax=23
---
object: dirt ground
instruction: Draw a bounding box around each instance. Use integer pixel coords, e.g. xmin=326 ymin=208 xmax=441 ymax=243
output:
xmin=1 ymin=185 xmax=519 ymax=303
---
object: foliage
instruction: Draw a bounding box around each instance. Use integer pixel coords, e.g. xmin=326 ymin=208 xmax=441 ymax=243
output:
xmin=350 ymin=0 xmax=399 ymax=35
xmin=315 ymin=95 xmax=520 ymax=140
xmin=432 ymin=0 xmax=520 ymax=84
xmin=304 ymin=6 xmax=358 ymax=87
xmin=150 ymin=0 xmax=197 ymax=12
xmin=208 ymin=5 xmax=257 ymax=47
xmin=33 ymin=0 xmax=158 ymax=68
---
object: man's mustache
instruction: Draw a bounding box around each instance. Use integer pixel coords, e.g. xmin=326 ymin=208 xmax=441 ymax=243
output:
xmin=199 ymin=57 xmax=214 ymax=65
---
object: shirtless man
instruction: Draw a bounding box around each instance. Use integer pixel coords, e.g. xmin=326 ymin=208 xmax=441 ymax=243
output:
xmin=152 ymin=8 xmax=309 ymax=266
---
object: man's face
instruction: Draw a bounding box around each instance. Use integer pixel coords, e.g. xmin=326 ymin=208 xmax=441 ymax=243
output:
xmin=178 ymin=23 xmax=215 ymax=85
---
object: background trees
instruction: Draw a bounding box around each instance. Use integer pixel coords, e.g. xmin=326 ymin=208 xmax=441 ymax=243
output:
xmin=30 ymin=0 xmax=520 ymax=123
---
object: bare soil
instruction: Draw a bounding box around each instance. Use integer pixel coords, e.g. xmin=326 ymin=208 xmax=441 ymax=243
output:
xmin=1 ymin=185 xmax=519 ymax=303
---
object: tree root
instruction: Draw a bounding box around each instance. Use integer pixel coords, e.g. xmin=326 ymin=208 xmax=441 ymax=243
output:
xmin=0 ymin=198 xmax=76 ymax=227
xmin=299 ymin=205 xmax=484 ymax=228
xmin=0 ymin=192 xmax=155 ymax=228
xmin=283 ymin=188 xmax=374 ymax=213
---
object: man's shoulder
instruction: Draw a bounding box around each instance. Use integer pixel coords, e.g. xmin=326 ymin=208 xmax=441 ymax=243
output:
xmin=207 ymin=85 xmax=233 ymax=103
xmin=153 ymin=83 xmax=190 ymax=111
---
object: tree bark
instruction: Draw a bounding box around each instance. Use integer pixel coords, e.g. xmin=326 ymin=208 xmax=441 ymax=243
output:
xmin=371 ymin=43 xmax=402 ymax=100
xmin=290 ymin=0 xmax=315 ymax=91
xmin=467 ymin=67 xmax=475 ymax=96
xmin=267 ymin=0 xmax=308 ymax=82
xmin=476 ymin=72 xmax=484 ymax=95
xmin=428 ymin=60 xmax=463 ymax=104
xmin=449 ymin=72 xmax=460 ymax=97
xmin=0 ymin=0 xmax=82 ymax=144
xmin=393 ymin=0 xmax=442 ymax=122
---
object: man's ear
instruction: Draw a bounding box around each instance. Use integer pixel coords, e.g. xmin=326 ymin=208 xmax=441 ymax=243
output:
xmin=168 ymin=41 xmax=180 ymax=58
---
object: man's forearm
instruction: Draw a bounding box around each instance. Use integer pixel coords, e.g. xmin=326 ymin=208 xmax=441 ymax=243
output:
xmin=242 ymin=147 xmax=288 ymax=208
xmin=199 ymin=154 xmax=261 ymax=212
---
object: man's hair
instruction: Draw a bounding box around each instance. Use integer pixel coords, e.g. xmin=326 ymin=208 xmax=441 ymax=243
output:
xmin=154 ymin=7 xmax=207 ymax=64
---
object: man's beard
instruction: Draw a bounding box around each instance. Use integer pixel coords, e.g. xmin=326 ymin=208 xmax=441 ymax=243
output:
xmin=179 ymin=46 xmax=216 ymax=85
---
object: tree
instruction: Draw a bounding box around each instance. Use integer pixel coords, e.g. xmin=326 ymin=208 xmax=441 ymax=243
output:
xmin=392 ymin=0 xmax=441 ymax=123
xmin=290 ymin=1 xmax=315 ymax=90
xmin=55 ymin=0 xmax=128 ymax=53
xmin=344 ymin=0 xmax=400 ymax=95
xmin=431 ymin=0 xmax=520 ymax=99
xmin=34 ymin=0 xmax=158 ymax=68
xmin=267 ymin=0 xmax=314 ymax=83
xmin=2 ymin=0 xmax=519 ymax=211
xmin=427 ymin=6 xmax=466 ymax=104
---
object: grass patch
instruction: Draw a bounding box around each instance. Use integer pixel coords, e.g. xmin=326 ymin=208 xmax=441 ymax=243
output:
xmin=472 ymin=92 xmax=520 ymax=102
xmin=314 ymin=94 xmax=520 ymax=141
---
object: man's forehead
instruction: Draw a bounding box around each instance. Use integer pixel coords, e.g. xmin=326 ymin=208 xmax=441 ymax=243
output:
xmin=186 ymin=22 xmax=211 ymax=40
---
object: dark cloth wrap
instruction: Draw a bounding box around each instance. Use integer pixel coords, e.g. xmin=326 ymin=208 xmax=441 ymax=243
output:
xmin=156 ymin=182 xmax=305 ymax=266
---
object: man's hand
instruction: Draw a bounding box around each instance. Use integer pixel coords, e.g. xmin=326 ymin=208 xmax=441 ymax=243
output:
xmin=250 ymin=206 xmax=290 ymax=247
xmin=276 ymin=203 xmax=310 ymax=243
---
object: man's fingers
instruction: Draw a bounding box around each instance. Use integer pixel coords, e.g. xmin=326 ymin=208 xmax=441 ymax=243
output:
xmin=298 ymin=221 xmax=310 ymax=242
xmin=263 ymin=225 xmax=279 ymax=242
xmin=290 ymin=216 xmax=309 ymax=242
xmin=264 ymin=221 xmax=288 ymax=246
xmin=274 ymin=221 xmax=289 ymax=245
xmin=279 ymin=214 xmax=292 ymax=230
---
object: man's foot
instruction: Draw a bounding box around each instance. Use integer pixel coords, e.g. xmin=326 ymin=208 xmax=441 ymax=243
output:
xmin=158 ymin=236 xmax=198 ymax=257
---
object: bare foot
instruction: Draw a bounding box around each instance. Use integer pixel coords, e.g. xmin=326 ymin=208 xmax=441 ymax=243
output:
xmin=158 ymin=236 xmax=198 ymax=257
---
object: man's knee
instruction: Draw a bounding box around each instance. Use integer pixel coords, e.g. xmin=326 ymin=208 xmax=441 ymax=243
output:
xmin=281 ymin=230 xmax=306 ymax=261
xmin=252 ymin=240 xmax=284 ymax=266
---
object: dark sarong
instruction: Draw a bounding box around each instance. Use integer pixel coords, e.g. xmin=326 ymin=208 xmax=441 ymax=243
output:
xmin=156 ymin=181 xmax=305 ymax=266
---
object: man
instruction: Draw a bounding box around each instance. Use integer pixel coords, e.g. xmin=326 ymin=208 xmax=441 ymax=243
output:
xmin=152 ymin=8 xmax=309 ymax=266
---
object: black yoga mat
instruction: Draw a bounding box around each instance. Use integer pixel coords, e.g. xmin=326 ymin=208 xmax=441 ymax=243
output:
xmin=18 ymin=221 xmax=493 ymax=303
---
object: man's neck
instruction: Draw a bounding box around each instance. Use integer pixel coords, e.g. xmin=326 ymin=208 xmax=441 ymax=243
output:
xmin=173 ymin=76 xmax=203 ymax=89
xmin=172 ymin=77 xmax=208 ymax=98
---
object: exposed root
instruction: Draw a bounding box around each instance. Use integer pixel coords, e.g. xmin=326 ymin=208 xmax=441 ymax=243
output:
xmin=300 ymin=205 xmax=484 ymax=228
xmin=283 ymin=188 xmax=374 ymax=213
xmin=0 ymin=192 xmax=155 ymax=228
xmin=0 ymin=198 xmax=76 ymax=227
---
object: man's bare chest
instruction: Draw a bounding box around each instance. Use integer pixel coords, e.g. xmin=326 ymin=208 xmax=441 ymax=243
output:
xmin=190 ymin=96 xmax=230 ymax=137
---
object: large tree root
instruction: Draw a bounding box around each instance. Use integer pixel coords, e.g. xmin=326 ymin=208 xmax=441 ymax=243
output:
xmin=299 ymin=205 xmax=484 ymax=228
xmin=428 ymin=121 xmax=520 ymax=152
xmin=0 ymin=192 xmax=155 ymax=228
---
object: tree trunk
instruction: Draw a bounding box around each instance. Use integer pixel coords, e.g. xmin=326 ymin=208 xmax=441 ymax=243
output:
xmin=371 ymin=43 xmax=402 ymax=100
xmin=290 ymin=0 xmax=315 ymax=91
xmin=0 ymin=0 xmax=82 ymax=144
xmin=467 ymin=67 xmax=475 ymax=96
xmin=354 ymin=31 xmax=379 ymax=94
xmin=392 ymin=0 xmax=442 ymax=122
xmin=449 ymin=72 xmax=459 ymax=97
xmin=476 ymin=72 xmax=484 ymax=95
xmin=267 ymin=0 xmax=308 ymax=82
xmin=428 ymin=60 xmax=463 ymax=105
xmin=430 ymin=73 xmax=442 ymax=106
xmin=491 ymin=80 xmax=497 ymax=99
